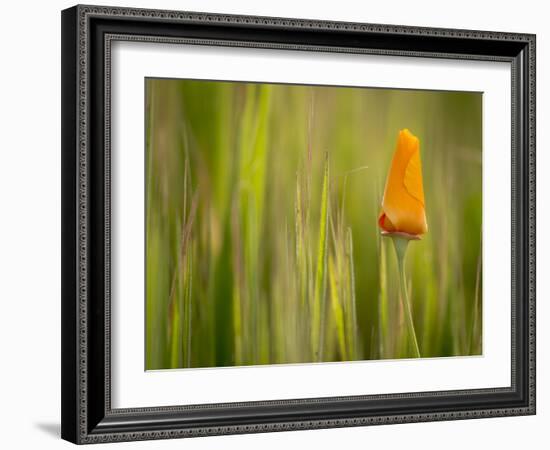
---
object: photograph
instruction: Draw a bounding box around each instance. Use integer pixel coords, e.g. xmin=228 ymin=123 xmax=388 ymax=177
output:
xmin=145 ymin=78 xmax=483 ymax=370
xmin=56 ymin=2 xmax=536 ymax=445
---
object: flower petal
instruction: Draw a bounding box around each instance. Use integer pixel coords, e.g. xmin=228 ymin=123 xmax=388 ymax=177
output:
xmin=378 ymin=129 xmax=428 ymax=236
xmin=404 ymin=147 xmax=425 ymax=206
xmin=378 ymin=212 xmax=396 ymax=232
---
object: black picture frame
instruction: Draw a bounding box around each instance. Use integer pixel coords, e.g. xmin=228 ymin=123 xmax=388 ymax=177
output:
xmin=61 ymin=4 xmax=536 ymax=444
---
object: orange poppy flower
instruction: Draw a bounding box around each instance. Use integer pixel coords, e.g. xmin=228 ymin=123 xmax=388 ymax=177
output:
xmin=378 ymin=129 xmax=428 ymax=238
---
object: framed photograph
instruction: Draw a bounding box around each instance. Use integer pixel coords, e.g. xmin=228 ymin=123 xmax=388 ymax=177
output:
xmin=61 ymin=4 xmax=536 ymax=444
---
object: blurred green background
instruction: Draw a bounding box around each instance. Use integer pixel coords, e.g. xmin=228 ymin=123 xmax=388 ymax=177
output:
xmin=145 ymin=78 xmax=482 ymax=370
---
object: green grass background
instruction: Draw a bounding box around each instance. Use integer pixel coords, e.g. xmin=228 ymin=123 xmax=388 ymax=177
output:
xmin=145 ymin=78 xmax=482 ymax=370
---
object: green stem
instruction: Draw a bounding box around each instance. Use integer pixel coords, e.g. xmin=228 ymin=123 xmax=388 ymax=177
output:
xmin=392 ymin=236 xmax=421 ymax=358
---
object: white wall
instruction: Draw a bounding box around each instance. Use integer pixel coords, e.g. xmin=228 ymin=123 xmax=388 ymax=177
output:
xmin=0 ymin=0 xmax=544 ymax=448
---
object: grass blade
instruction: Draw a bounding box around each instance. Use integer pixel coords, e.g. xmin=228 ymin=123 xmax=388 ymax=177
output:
xmin=328 ymin=254 xmax=347 ymax=359
xmin=346 ymin=227 xmax=359 ymax=360
xmin=311 ymin=155 xmax=330 ymax=360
